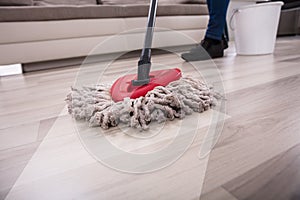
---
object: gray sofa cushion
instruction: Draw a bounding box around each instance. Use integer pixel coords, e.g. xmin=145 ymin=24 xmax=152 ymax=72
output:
xmin=101 ymin=0 xmax=186 ymax=5
xmin=99 ymin=0 xmax=206 ymax=5
xmin=124 ymin=4 xmax=207 ymax=17
xmin=33 ymin=0 xmax=97 ymax=6
xmin=0 ymin=0 xmax=33 ymax=6
xmin=0 ymin=4 xmax=208 ymax=22
xmin=99 ymin=0 xmax=149 ymax=4
xmin=185 ymin=0 xmax=206 ymax=4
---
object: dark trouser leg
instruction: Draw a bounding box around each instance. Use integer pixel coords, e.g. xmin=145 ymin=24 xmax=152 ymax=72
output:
xmin=181 ymin=0 xmax=230 ymax=61
xmin=205 ymin=0 xmax=230 ymax=41
xmin=207 ymin=0 xmax=212 ymax=13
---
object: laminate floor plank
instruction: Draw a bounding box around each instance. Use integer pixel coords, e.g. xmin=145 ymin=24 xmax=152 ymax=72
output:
xmin=200 ymin=74 xmax=300 ymax=195
xmin=200 ymin=187 xmax=238 ymax=200
xmin=223 ymin=144 xmax=300 ymax=200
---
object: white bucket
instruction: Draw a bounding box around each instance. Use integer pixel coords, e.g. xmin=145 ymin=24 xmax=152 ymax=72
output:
xmin=230 ymin=2 xmax=284 ymax=55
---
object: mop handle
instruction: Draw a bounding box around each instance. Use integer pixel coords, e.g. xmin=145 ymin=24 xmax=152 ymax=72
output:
xmin=140 ymin=0 xmax=158 ymax=63
xmin=132 ymin=0 xmax=158 ymax=86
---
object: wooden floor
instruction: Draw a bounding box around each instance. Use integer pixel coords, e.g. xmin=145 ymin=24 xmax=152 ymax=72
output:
xmin=0 ymin=36 xmax=300 ymax=200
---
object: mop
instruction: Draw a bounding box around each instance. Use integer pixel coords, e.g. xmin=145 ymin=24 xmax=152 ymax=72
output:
xmin=66 ymin=0 xmax=221 ymax=131
xmin=66 ymin=77 xmax=220 ymax=130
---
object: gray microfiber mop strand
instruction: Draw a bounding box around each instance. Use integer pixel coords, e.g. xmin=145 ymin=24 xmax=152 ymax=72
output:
xmin=66 ymin=77 xmax=221 ymax=131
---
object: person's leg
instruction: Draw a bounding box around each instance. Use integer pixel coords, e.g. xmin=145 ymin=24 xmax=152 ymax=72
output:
xmin=206 ymin=0 xmax=212 ymax=13
xmin=181 ymin=0 xmax=230 ymax=61
xmin=205 ymin=0 xmax=230 ymax=41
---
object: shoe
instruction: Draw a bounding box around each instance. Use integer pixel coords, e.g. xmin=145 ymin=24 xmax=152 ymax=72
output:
xmin=222 ymin=35 xmax=229 ymax=50
xmin=181 ymin=38 xmax=224 ymax=62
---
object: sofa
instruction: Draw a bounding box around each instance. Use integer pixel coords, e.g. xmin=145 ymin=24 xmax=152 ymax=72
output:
xmin=0 ymin=0 xmax=209 ymax=70
xmin=274 ymin=0 xmax=300 ymax=36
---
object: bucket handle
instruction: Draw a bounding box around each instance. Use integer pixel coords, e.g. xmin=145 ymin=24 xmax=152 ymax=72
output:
xmin=229 ymin=9 xmax=239 ymax=31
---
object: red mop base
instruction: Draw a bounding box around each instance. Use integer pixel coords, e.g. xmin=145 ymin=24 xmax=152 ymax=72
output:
xmin=111 ymin=68 xmax=182 ymax=102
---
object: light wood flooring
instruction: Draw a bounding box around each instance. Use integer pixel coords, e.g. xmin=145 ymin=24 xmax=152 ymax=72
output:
xmin=0 ymin=36 xmax=300 ymax=200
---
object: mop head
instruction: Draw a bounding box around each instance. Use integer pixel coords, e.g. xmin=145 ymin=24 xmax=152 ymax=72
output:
xmin=66 ymin=77 xmax=221 ymax=131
